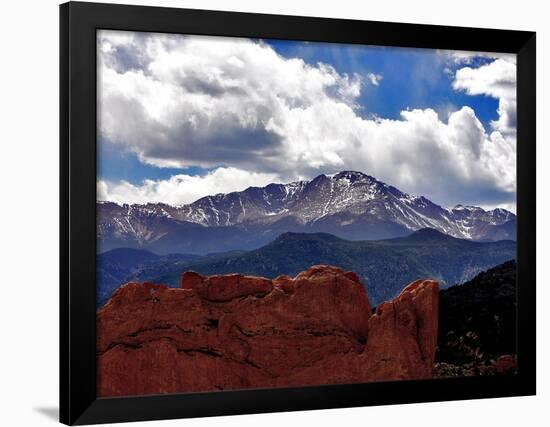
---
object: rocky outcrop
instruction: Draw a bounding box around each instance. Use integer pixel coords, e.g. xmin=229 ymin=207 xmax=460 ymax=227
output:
xmin=435 ymin=260 xmax=516 ymax=377
xmin=97 ymin=265 xmax=439 ymax=397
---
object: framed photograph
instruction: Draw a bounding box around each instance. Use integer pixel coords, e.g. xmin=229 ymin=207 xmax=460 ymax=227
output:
xmin=60 ymin=1 xmax=536 ymax=425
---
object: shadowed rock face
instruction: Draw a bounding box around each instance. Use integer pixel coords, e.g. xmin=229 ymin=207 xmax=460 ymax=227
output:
xmin=97 ymin=265 xmax=439 ymax=397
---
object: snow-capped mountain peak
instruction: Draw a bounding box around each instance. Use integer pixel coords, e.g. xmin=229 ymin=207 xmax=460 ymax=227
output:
xmin=98 ymin=171 xmax=516 ymax=254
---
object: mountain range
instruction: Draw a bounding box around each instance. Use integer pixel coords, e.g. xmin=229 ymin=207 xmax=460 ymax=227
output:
xmin=98 ymin=171 xmax=516 ymax=255
xmin=97 ymin=229 xmax=515 ymax=307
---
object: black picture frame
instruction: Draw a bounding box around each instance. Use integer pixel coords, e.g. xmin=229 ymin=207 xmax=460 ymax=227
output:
xmin=60 ymin=1 xmax=536 ymax=425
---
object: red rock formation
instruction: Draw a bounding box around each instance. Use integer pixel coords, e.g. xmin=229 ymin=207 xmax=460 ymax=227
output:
xmin=97 ymin=265 xmax=438 ymax=397
xmin=494 ymin=354 xmax=516 ymax=374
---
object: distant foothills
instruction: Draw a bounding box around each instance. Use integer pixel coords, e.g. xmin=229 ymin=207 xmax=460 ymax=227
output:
xmin=97 ymin=170 xmax=516 ymax=307
xmin=97 ymin=229 xmax=516 ymax=307
xmin=98 ymin=170 xmax=516 ymax=255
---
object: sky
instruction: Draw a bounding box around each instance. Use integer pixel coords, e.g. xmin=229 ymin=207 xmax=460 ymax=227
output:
xmin=97 ymin=30 xmax=517 ymax=212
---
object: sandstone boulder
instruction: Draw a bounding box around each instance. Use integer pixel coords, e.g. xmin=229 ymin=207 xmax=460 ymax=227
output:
xmin=97 ymin=265 xmax=438 ymax=396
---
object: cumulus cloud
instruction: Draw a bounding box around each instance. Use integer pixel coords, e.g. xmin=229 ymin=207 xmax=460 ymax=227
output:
xmin=452 ymin=58 xmax=516 ymax=137
xmin=98 ymin=30 xmax=516 ymax=208
xmin=367 ymin=72 xmax=383 ymax=86
xmin=440 ymin=49 xmax=516 ymax=65
xmin=98 ymin=167 xmax=278 ymax=205
xmin=98 ymin=31 xmax=362 ymax=172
